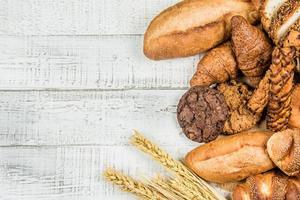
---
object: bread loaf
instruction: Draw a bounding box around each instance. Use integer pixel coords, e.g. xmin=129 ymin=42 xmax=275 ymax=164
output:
xmin=144 ymin=0 xmax=259 ymax=60
xmin=232 ymin=171 xmax=300 ymax=200
xmin=267 ymin=128 xmax=300 ymax=176
xmin=289 ymin=84 xmax=300 ymax=128
xmin=185 ymin=131 xmax=275 ymax=183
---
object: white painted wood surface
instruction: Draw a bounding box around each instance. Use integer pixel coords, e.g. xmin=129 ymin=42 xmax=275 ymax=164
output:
xmin=0 ymin=0 xmax=211 ymax=199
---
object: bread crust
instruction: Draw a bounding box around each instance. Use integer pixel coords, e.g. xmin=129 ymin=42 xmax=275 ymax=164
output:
xmin=144 ymin=0 xmax=258 ymax=60
xmin=267 ymin=128 xmax=300 ymax=176
xmin=185 ymin=131 xmax=275 ymax=183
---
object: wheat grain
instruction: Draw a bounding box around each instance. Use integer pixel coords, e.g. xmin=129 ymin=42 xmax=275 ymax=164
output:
xmin=130 ymin=130 xmax=226 ymax=200
xmin=103 ymin=168 xmax=167 ymax=200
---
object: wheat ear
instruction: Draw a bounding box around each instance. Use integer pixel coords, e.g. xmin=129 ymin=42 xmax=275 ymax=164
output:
xmin=103 ymin=168 xmax=166 ymax=200
xmin=130 ymin=130 xmax=226 ymax=200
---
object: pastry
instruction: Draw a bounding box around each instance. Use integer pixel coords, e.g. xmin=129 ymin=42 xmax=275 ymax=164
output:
xmin=190 ymin=42 xmax=238 ymax=87
xmin=247 ymin=71 xmax=271 ymax=114
xmin=177 ymin=86 xmax=229 ymax=143
xmin=185 ymin=131 xmax=275 ymax=183
xmin=267 ymin=128 xmax=300 ymax=176
xmin=232 ymin=171 xmax=300 ymax=200
xmin=231 ymin=16 xmax=272 ymax=86
xmin=143 ymin=0 xmax=258 ymax=60
xmin=218 ymin=81 xmax=260 ymax=134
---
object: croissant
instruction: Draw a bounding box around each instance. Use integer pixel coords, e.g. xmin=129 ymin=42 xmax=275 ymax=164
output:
xmin=232 ymin=171 xmax=300 ymax=200
xmin=267 ymin=128 xmax=300 ymax=176
xmin=190 ymin=42 xmax=238 ymax=87
xmin=231 ymin=15 xmax=272 ymax=87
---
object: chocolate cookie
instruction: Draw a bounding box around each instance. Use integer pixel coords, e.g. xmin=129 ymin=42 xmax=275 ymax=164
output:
xmin=177 ymin=86 xmax=229 ymax=143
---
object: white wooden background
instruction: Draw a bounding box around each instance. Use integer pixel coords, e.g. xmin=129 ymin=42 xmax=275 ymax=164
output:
xmin=0 ymin=0 xmax=212 ymax=199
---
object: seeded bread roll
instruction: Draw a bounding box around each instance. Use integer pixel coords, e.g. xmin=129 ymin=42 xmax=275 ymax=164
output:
xmin=185 ymin=131 xmax=275 ymax=183
xmin=267 ymin=128 xmax=300 ymax=176
xmin=144 ymin=0 xmax=258 ymax=60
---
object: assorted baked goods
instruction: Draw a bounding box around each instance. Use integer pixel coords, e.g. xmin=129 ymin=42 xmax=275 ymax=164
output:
xmin=144 ymin=0 xmax=300 ymax=199
xmin=185 ymin=131 xmax=275 ymax=183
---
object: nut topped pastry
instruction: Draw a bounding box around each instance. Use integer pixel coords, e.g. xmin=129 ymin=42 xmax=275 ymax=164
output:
xmin=177 ymin=86 xmax=229 ymax=143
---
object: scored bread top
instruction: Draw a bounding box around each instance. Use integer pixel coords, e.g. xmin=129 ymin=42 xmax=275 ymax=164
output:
xmin=145 ymin=0 xmax=256 ymax=40
xmin=185 ymin=131 xmax=274 ymax=183
xmin=143 ymin=0 xmax=258 ymax=59
xmin=185 ymin=131 xmax=272 ymax=162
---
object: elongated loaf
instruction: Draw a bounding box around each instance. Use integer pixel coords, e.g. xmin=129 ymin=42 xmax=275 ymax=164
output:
xmin=185 ymin=131 xmax=275 ymax=183
xmin=144 ymin=0 xmax=259 ymax=60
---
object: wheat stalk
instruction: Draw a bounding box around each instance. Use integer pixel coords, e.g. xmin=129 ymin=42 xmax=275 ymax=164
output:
xmin=103 ymin=168 xmax=167 ymax=200
xmin=130 ymin=130 xmax=226 ymax=200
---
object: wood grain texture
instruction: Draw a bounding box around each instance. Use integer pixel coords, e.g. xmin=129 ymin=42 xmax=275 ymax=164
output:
xmin=0 ymin=0 xmax=224 ymax=199
xmin=0 ymin=35 xmax=197 ymax=90
xmin=0 ymin=0 xmax=179 ymax=36
xmin=0 ymin=90 xmax=195 ymax=146
xmin=0 ymin=145 xmax=197 ymax=200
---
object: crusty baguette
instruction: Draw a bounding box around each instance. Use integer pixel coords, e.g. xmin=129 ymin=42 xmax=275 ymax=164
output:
xmin=267 ymin=128 xmax=300 ymax=176
xmin=143 ymin=0 xmax=259 ymax=60
xmin=185 ymin=131 xmax=275 ymax=183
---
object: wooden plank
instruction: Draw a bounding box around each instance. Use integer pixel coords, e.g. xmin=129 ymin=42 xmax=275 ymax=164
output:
xmin=0 ymin=0 xmax=179 ymax=36
xmin=0 ymin=145 xmax=230 ymax=200
xmin=0 ymin=145 xmax=198 ymax=200
xmin=0 ymin=89 xmax=198 ymax=146
xmin=0 ymin=35 xmax=198 ymax=90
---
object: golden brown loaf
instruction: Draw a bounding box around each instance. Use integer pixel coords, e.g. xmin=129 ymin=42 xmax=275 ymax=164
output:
xmin=185 ymin=131 xmax=275 ymax=183
xmin=267 ymin=47 xmax=296 ymax=132
xmin=289 ymin=84 xmax=300 ymax=128
xmin=190 ymin=42 xmax=238 ymax=87
xmin=267 ymin=128 xmax=300 ymax=176
xmin=232 ymin=171 xmax=300 ymax=200
xmin=143 ymin=0 xmax=258 ymax=60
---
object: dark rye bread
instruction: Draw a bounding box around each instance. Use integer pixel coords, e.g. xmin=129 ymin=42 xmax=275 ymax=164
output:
xmin=143 ymin=0 xmax=258 ymax=60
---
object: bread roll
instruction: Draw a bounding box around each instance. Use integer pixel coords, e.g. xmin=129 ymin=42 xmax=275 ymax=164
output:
xmin=144 ymin=0 xmax=259 ymax=60
xmin=232 ymin=171 xmax=300 ymax=200
xmin=267 ymin=128 xmax=300 ymax=176
xmin=185 ymin=131 xmax=275 ymax=183
xmin=185 ymin=131 xmax=274 ymax=183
